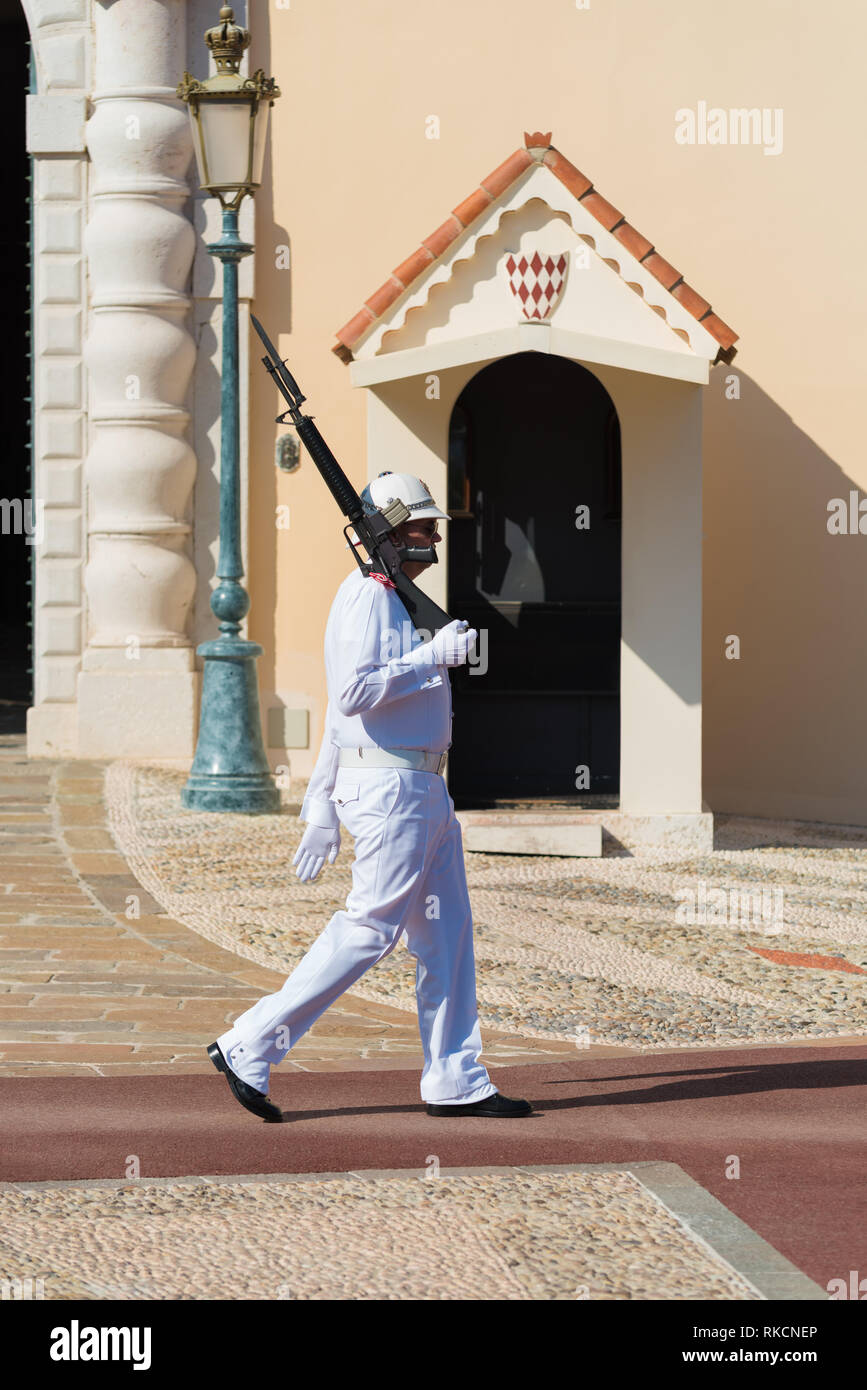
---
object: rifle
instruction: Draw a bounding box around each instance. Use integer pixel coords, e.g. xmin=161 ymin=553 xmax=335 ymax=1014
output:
xmin=252 ymin=316 xmax=453 ymax=637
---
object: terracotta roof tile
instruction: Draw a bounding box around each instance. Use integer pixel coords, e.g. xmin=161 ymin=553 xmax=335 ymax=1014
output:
xmin=542 ymin=148 xmax=592 ymax=199
xmin=364 ymin=277 xmax=405 ymax=318
xmin=696 ymin=311 xmax=737 ymax=353
xmin=391 ymin=245 xmax=435 ymax=287
xmin=480 ymin=147 xmax=533 ymax=198
xmin=612 ymin=221 xmax=654 ymax=262
xmin=333 ymin=131 xmax=738 ymax=361
xmin=452 ymin=187 xmax=494 ymax=227
xmin=334 ymin=305 xmax=376 ymax=352
xmin=422 ymin=215 xmax=463 ymax=260
xmin=641 ymin=251 xmax=682 ymax=292
xmin=579 ymin=190 xmax=625 ymax=232
xmin=671 ymin=280 xmax=711 ymax=319
xmin=539 ymin=146 xmax=591 ymax=198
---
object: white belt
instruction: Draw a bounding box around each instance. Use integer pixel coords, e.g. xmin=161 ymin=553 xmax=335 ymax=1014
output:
xmin=338 ymin=747 xmax=447 ymax=774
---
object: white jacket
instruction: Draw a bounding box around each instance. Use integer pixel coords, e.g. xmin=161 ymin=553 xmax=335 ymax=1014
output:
xmin=300 ymin=568 xmax=452 ymax=830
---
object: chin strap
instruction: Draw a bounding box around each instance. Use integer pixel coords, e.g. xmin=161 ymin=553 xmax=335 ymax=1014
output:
xmin=397 ymin=544 xmax=438 ymax=564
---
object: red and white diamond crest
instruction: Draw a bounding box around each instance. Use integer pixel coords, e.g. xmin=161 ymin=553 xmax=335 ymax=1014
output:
xmin=504 ymin=251 xmax=569 ymax=320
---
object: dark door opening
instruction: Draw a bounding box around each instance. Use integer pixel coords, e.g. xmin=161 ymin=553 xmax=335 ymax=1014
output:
xmin=447 ymin=351 xmax=621 ymax=807
xmin=0 ymin=10 xmax=34 ymax=734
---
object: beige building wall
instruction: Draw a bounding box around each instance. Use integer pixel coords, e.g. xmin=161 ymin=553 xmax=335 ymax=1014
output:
xmin=248 ymin=0 xmax=867 ymax=825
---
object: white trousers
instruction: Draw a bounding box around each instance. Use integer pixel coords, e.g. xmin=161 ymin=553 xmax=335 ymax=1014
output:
xmin=217 ymin=767 xmax=497 ymax=1105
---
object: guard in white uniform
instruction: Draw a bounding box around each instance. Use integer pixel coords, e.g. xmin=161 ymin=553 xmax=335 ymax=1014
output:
xmin=208 ymin=473 xmax=532 ymax=1122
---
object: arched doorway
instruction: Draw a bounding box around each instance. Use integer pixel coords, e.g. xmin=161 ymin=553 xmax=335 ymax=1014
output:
xmin=447 ymin=351 xmax=621 ymax=806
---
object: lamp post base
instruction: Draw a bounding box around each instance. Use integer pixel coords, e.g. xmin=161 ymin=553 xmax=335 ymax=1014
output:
xmin=182 ymin=636 xmax=279 ymax=813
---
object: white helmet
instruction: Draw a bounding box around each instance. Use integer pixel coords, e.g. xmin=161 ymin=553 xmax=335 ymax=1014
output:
xmin=360 ymin=470 xmax=450 ymax=521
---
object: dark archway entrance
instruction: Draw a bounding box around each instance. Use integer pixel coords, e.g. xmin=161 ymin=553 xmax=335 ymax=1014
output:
xmin=446 ymin=351 xmax=621 ymax=806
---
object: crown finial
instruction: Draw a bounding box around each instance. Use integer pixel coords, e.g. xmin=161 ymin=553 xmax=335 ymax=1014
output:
xmin=205 ymin=5 xmax=250 ymax=75
xmin=524 ymin=130 xmax=553 ymax=153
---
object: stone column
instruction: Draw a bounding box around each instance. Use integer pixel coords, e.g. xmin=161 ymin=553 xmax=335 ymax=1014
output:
xmin=23 ymin=0 xmax=92 ymax=759
xmin=76 ymin=0 xmax=199 ymax=758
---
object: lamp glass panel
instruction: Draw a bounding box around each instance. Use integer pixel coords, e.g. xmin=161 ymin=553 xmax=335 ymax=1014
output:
xmin=250 ymin=102 xmax=271 ymax=186
xmin=197 ymin=99 xmax=254 ymax=188
xmin=188 ymin=108 xmax=209 ymax=191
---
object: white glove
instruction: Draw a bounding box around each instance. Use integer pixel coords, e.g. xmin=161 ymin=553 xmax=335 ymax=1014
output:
xmin=409 ymin=618 xmax=477 ymax=669
xmin=293 ymin=823 xmax=341 ymax=882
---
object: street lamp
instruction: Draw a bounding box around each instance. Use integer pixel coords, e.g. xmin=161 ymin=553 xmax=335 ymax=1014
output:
xmin=177 ymin=6 xmax=281 ymax=812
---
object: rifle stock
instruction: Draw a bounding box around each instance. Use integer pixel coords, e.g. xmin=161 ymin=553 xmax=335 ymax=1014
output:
xmin=390 ymin=566 xmax=453 ymax=639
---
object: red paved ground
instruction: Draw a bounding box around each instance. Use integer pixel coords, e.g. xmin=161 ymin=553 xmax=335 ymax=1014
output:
xmin=2 ymin=1042 xmax=865 ymax=1291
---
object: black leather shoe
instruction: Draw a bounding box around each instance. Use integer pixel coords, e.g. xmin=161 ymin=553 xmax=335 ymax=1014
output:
xmin=426 ymin=1092 xmax=533 ymax=1118
xmin=207 ymin=1041 xmax=283 ymax=1123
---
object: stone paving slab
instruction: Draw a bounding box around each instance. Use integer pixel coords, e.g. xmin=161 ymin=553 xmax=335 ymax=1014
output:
xmin=0 ymin=1162 xmax=824 ymax=1302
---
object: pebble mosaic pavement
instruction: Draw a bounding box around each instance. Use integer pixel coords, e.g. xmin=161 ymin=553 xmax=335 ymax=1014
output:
xmin=0 ymin=1169 xmax=762 ymax=1302
xmin=105 ymin=761 xmax=867 ymax=1053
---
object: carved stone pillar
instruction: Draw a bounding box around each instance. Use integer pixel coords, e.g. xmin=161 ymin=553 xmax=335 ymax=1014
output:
xmin=23 ymin=0 xmax=92 ymax=759
xmin=76 ymin=0 xmax=199 ymax=757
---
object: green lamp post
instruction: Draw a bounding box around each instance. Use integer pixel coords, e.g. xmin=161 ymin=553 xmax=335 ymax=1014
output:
xmin=177 ymin=6 xmax=281 ymax=812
